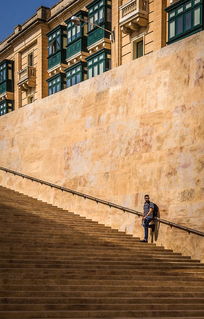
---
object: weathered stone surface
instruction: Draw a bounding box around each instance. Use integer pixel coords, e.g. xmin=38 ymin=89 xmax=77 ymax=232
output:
xmin=0 ymin=32 xmax=204 ymax=261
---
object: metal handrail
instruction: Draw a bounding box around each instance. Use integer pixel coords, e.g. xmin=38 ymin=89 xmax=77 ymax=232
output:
xmin=0 ymin=166 xmax=204 ymax=237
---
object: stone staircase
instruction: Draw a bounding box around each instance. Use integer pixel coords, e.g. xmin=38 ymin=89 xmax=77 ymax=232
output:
xmin=0 ymin=185 xmax=204 ymax=319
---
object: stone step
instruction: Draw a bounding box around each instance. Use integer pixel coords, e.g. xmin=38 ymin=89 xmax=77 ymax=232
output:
xmin=0 ymin=217 xmax=127 ymax=228
xmin=1 ymin=285 xmax=204 ymax=293
xmin=0 ymin=250 xmax=186 ymax=258
xmin=1 ymin=303 xmax=204 ymax=311
xmin=0 ymin=230 xmax=134 ymax=238
xmin=0 ymin=267 xmax=204 ymax=277
xmin=1 ymin=268 xmax=204 ymax=279
xmin=1 ymin=186 xmax=204 ymax=319
xmin=0 ymin=252 xmax=185 ymax=260
xmin=0 ymin=261 xmax=202 ymax=269
xmin=0 ymin=241 xmax=174 ymax=250
xmin=1 ymin=291 xmax=204 ymax=298
xmin=0 ymin=309 xmax=204 ymax=318
xmin=1 ymin=297 xmax=204 ymax=305
xmin=0 ymin=254 xmax=195 ymax=264
xmin=1 ymin=279 xmax=204 ymax=286
xmin=0 ymin=238 xmax=149 ymax=246
xmin=2 ymin=317 xmax=203 ymax=319
xmin=1 ymin=239 xmax=141 ymax=246
xmin=0 ymin=246 xmax=177 ymax=254
xmin=0 ymin=252 xmax=195 ymax=262
xmin=0 ymin=214 xmax=107 ymax=223
xmin=0 ymin=218 xmax=107 ymax=228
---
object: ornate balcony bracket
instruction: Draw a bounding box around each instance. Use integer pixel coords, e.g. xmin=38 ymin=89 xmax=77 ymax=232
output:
xmin=119 ymin=0 xmax=148 ymax=34
xmin=18 ymin=66 xmax=36 ymax=92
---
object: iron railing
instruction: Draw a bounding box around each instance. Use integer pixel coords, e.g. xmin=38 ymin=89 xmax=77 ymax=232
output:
xmin=0 ymin=166 xmax=203 ymax=237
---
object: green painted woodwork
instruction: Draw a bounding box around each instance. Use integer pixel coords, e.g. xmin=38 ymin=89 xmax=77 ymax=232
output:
xmin=166 ymin=0 xmax=203 ymax=44
xmin=66 ymin=12 xmax=84 ymax=45
xmin=0 ymin=99 xmax=13 ymax=116
xmin=47 ymin=25 xmax=67 ymax=70
xmin=0 ymin=60 xmax=14 ymax=95
xmin=88 ymin=28 xmax=106 ymax=46
xmin=0 ymin=82 xmax=6 ymax=95
xmin=65 ymin=62 xmax=87 ymax=87
xmin=47 ymin=73 xmax=66 ymax=96
xmin=87 ymin=49 xmax=111 ymax=78
xmin=87 ymin=0 xmax=111 ymax=47
xmin=65 ymin=11 xmax=88 ymax=59
xmin=67 ymin=39 xmax=83 ymax=59
xmin=48 ymin=52 xmax=61 ymax=70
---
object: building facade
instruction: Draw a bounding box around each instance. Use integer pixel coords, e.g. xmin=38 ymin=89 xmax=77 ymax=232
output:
xmin=0 ymin=0 xmax=203 ymax=114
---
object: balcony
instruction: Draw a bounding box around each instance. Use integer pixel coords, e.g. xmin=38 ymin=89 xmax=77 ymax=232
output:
xmin=87 ymin=28 xmax=111 ymax=53
xmin=47 ymin=51 xmax=67 ymax=76
xmin=0 ymin=82 xmax=14 ymax=101
xmin=0 ymin=60 xmax=14 ymax=101
xmin=18 ymin=66 xmax=36 ymax=91
xmin=0 ymin=99 xmax=14 ymax=116
xmin=66 ymin=39 xmax=88 ymax=66
xmin=119 ymin=0 xmax=148 ymax=34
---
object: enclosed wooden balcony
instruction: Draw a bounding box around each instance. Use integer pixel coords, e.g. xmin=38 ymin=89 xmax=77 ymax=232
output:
xmin=0 ymin=59 xmax=14 ymax=101
xmin=119 ymin=0 xmax=148 ymax=34
xmin=18 ymin=66 xmax=36 ymax=91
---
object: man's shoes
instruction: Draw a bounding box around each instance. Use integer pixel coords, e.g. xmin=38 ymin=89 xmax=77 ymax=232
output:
xmin=139 ymin=239 xmax=147 ymax=242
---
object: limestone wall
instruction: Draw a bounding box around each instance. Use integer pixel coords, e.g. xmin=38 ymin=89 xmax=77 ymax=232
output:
xmin=0 ymin=31 xmax=204 ymax=261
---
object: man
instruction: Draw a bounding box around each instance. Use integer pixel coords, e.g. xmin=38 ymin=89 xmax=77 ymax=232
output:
xmin=140 ymin=194 xmax=154 ymax=243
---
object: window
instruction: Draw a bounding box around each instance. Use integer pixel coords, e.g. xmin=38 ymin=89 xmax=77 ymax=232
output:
xmin=47 ymin=26 xmax=67 ymax=70
xmin=0 ymin=101 xmax=7 ymax=116
xmin=28 ymin=52 xmax=34 ymax=66
xmin=87 ymin=50 xmax=111 ymax=78
xmin=166 ymin=0 xmax=203 ymax=44
xmin=66 ymin=63 xmax=86 ymax=88
xmin=87 ymin=0 xmax=112 ymax=47
xmin=47 ymin=74 xmax=66 ymax=96
xmin=87 ymin=0 xmax=109 ymax=32
xmin=133 ymin=39 xmax=144 ymax=59
xmin=67 ymin=22 xmax=81 ymax=44
xmin=0 ymin=100 xmax=13 ymax=116
xmin=0 ymin=63 xmax=6 ymax=83
xmin=47 ymin=27 xmax=67 ymax=57
xmin=0 ymin=60 xmax=14 ymax=95
xmin=48 ymin=33 xmax=61 ymax=56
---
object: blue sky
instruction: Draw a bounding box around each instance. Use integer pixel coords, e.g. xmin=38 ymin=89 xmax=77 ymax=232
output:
xmin=0 ymin=0 xmax=58 ymax=43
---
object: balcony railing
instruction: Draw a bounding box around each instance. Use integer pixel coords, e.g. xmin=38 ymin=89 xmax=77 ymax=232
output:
xmin=119 ymin=0 xmax=148 ymax=34
xmin=18 ymin=66 xmax=36 ymax=91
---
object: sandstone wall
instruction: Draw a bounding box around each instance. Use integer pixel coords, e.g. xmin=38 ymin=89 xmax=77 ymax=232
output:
xmin=0 ymin=32 xmax=204 ymax=261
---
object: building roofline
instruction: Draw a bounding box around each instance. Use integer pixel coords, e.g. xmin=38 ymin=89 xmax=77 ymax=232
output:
xmin=0 ymin=19 xmax=46 ymax=55
xmin=0 ymin=0 xmax=83 ymax=55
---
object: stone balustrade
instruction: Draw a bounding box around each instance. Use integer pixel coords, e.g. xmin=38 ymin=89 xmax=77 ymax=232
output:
xmin=18 ymin=66 xmax=36 ymax=91
xmin=119 ymin=0 xmax=148 ymax=33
